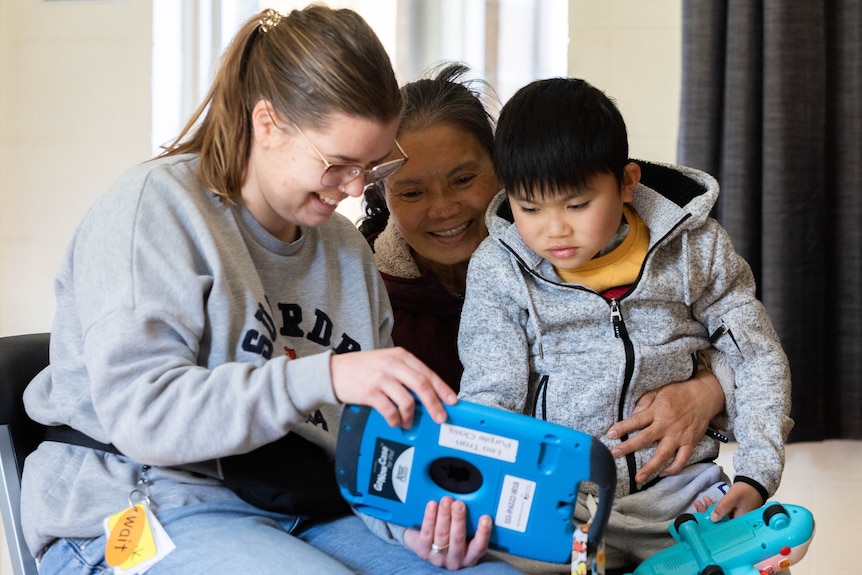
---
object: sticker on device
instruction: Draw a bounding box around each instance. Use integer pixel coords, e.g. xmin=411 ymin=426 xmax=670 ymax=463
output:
xmin=438 ymin=423 xmax=519 ymax=462
xmin=368 ymin=439 xmax=414 ymax=503
xmin=495 ymin=474 xmax=536 ymax=532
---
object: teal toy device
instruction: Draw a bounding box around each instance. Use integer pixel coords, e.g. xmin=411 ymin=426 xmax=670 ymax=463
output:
xmin=335 ymin=399 xmax=616 ymax=563
xmin=629 ymin=501 xmax=815 ymax=575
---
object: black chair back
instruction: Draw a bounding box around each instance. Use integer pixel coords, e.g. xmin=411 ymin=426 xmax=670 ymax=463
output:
xmin=0 ymin=333 xmax=50 ymax=476
xmin=0 ymin=332 xmax=49 ymax=575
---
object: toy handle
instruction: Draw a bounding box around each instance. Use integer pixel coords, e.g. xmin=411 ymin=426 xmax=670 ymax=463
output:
xmin=587 ymin=437 xmax=616 ymax=548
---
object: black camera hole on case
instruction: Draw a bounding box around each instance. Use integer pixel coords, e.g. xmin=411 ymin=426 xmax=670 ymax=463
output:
xmin=429 ymin=457 xmax=483 ymax=494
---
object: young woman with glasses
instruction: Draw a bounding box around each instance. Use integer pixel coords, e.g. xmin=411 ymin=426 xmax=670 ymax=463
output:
xmin=22 ymin=8 xmax=525 ymax=575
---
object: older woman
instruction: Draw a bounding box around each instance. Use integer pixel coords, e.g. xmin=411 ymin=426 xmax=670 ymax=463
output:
xmin=361 ymin=64 xmax=498 ymax=390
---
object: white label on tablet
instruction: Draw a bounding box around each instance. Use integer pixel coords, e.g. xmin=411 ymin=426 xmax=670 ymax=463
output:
xmin=495 ymin=474 xmax=535 ymax=533
xmin=438 ymin=423 xmax=519 ymax=462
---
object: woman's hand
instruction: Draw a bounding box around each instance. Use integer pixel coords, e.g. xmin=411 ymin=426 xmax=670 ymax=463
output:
xmin=606 ymin=370 xmax=725 ymax=483
xmin=403 ymin=497 xmax=493 ymax=570
xmin=330 ymin=347 xmax=457 ymax=428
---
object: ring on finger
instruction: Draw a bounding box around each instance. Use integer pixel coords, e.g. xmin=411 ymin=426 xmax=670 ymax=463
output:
xmin=431 ymin=542 xmax=449 ymax=554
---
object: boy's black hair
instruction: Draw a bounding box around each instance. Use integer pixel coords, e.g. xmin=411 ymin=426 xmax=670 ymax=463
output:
xmin=494 ymin=78 xmax=629 ymax=200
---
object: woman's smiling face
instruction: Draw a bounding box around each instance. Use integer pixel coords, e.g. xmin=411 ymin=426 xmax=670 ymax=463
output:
xmin=243 ymin=104 xmax=399 ymax=243
xmin=382 ymin=123 xmax=498 ymax=270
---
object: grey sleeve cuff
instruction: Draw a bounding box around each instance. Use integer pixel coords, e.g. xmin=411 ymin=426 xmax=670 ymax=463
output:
xmin=284 ymin=350 xmax=339 ymax=414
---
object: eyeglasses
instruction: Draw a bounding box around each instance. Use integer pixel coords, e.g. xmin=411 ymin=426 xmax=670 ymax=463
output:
xmin=293 ymin=123 xmax=408 ymax=190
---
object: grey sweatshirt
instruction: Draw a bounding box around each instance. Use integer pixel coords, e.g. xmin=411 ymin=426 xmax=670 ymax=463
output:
xmin=21 ymin=154 xmax=393 ymax=556
xmin=458 ymin=161 xmax=793 ymax=501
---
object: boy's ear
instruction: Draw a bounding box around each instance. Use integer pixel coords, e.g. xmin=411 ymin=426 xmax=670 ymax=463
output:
xmin=621 ymin=162 xmax=641 ymax=202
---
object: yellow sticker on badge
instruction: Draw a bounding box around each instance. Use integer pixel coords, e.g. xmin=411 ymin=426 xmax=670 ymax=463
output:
xmin=105 ymin=504 xmax=156 ymax=568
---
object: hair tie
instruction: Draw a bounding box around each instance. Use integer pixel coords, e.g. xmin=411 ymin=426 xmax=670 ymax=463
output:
xmin=259 ymin=8 xmax=283 ymax=33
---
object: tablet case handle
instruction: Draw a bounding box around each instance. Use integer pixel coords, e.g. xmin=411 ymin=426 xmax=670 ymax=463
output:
xmin=335 ymin=404 xmax=368 ymax=497
xmin=588 ymin=436 xmax=616 ymax=549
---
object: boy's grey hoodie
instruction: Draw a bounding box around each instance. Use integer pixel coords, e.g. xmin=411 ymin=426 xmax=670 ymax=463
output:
xmin=458 ymin=161 xmax=793 ymax=500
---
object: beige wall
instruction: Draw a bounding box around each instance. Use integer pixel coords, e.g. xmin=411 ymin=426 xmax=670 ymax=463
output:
xmin=0 ymin=0 xmax=153 ymax=338
xmin=568 ymin=0 xmax=682 ymax=163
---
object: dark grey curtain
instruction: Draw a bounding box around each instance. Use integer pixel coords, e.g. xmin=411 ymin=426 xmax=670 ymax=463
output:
xmin=678 ymin=0 xmax=862 ymax=441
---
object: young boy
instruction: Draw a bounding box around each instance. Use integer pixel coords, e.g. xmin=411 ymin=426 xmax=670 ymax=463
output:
xmin=457 ymin=78 xmax=793 ymax=572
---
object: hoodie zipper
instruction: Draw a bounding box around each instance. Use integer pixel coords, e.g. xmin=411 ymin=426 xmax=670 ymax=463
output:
xmin=610 ymin=297 xmax=639 ymax=493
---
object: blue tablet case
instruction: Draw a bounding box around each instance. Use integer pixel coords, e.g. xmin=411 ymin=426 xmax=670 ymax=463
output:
xmin=335 ymin=400 xmax=616 ymax=564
